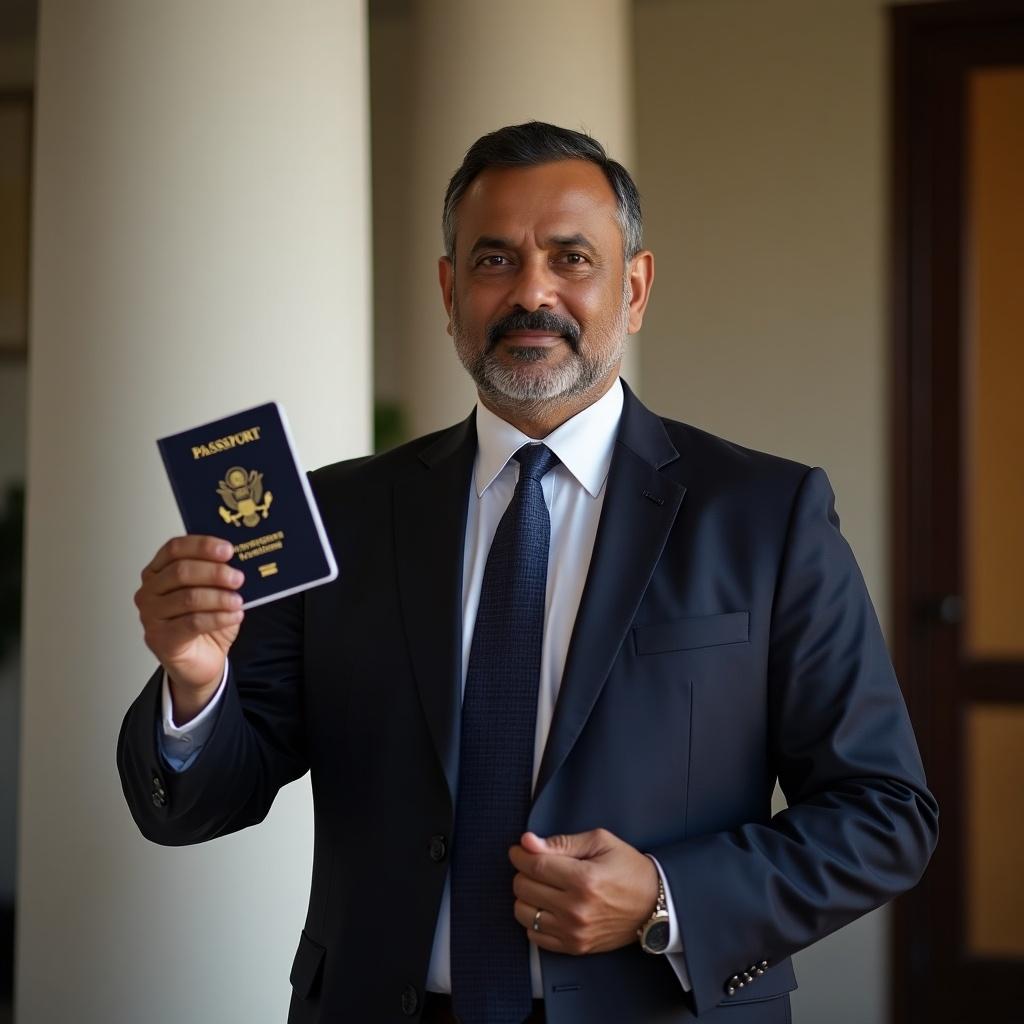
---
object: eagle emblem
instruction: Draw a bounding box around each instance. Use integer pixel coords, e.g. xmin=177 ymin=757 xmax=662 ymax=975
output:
xmin=217 ymin=466 xmax=274 ymax=527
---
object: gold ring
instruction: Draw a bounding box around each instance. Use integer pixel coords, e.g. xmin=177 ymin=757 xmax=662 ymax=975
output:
xmin=532 ymin=908 xmax=543 ymax=933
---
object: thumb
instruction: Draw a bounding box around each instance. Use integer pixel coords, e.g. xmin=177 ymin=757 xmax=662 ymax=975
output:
xmin=526 ymin=828 xmax=613 ymax=861
xmin=519 ymin=832 xmax=549 ymax=854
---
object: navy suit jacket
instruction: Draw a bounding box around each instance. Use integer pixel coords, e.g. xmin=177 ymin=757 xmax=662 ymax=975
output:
xmin=118 ymin=383 xmax=938 ymax=1023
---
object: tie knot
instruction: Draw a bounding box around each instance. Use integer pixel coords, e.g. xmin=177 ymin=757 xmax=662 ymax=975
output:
xmin=513 ymin=443 xmax=559 ymax=482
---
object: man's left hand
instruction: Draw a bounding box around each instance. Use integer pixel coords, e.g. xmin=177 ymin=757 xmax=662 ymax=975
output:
xmin=509 ymin=829 xmax=659 ymax=955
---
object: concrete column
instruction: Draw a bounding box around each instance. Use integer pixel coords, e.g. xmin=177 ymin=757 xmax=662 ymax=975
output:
xmin=404 ymin=0 xmax=636 ymax=436
xmin=16 ymin=3 xmax=370 ymax=1021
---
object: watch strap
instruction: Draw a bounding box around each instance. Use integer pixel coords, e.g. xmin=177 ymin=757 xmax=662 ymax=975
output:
xmin=637 ymin=867 xmax=670 ymax=953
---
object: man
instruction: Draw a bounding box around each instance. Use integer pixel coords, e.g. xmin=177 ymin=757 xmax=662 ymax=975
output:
xmin=119 ymin=122 xmax=938 ymax=1024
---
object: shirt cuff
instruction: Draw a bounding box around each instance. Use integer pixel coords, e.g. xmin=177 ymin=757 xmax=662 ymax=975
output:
xmin=158 ymin=663 xmax=228 ymax=772
xmin=648 ymin=854 xmax=692 ymax=992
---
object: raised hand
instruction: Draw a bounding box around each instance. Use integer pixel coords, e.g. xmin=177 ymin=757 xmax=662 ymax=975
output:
xmin=134 ymin=535 xmax=245 ymax=721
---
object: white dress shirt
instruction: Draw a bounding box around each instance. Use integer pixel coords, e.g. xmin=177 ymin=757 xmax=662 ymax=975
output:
xmin=160 ymin=377 xmax=691 ymax=996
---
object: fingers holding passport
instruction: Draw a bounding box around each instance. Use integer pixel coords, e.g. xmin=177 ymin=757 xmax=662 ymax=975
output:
xmin=145 ymin=534 xmax=235 ymax=577
xmin=135 ymin=534 xmax=245 ymax=696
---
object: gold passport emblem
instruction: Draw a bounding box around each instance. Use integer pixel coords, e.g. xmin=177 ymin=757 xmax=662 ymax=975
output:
xmin=217 ymin=466 xmax=274 ymax=527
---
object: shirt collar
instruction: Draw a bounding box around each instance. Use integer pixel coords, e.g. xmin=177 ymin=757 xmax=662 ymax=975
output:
xmin=474 ymin=378 xmax=624 ymax=499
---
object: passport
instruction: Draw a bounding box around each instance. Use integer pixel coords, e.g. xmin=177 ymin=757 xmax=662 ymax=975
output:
xmin=157 ymin=402 xmax=338 ymax=608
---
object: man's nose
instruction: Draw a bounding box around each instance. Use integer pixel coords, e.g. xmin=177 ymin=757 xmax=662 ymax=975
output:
xmin=505 ymin=256 xmax=558 ymax=311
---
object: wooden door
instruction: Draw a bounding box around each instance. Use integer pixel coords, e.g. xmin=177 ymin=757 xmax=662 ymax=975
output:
xmin=891 ymin=3 xmax=1024 ymax=1022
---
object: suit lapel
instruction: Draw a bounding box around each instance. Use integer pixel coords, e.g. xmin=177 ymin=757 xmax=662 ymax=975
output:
xmin=534 ymin=386 xmax=686 ymax=803
xmin=394 ymin=413 xmax=477 ymax=804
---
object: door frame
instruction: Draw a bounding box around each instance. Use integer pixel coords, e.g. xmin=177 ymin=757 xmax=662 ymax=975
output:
xmin=890 ymin=2 xmax=1024 ymax=1021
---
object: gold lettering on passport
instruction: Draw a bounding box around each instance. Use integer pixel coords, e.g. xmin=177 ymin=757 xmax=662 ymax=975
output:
xmin=191 ymin=426 xmax=262 ymax=460
xmin=217 ymin=466 xmax=274 ymax=527
xmin=235 ymin=530 xmax=285 ymax=561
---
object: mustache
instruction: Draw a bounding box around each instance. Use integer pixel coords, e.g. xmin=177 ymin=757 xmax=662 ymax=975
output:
xmin=486 ymin=309 xmax=581 ymax=351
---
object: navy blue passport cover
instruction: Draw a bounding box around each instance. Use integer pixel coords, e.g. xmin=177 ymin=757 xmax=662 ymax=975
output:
xmin=157 ymin=402 xmax=337 ymax=608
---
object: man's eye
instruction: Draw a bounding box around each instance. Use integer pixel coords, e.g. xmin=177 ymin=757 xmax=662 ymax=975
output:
xmin=477 ymin=254 xmax=509 ymax=267
xmin=560 ymin=252 xmax=588 ymax=265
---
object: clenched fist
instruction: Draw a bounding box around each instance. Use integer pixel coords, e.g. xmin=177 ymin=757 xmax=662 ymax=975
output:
xmin=509 ymin=829 xmax=660 ymax=955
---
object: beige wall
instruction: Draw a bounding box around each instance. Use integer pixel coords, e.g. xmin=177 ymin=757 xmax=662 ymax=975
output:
xmin=636 ymin=0 xmax=889 ymax=611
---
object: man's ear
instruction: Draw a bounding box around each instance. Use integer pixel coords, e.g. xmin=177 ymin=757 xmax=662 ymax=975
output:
xmin=626 ymin=250 xmax=655 ymax=335
xmin=439 ymin=256 xmax=454 ymax=336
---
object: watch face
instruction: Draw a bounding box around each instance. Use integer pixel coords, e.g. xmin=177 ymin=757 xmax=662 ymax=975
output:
xmin=643 ymin=920 xmax=671 ymax=954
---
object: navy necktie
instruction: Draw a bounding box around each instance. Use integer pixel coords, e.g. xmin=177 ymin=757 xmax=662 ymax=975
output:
xmin=451 ymin=443 xmax=560 ymax=1024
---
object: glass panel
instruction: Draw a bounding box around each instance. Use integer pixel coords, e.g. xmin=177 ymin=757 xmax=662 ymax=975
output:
xmin=963 ymin=69 xmax=1024 ymax=659
xmin=966 ymin=704 xmax=1024 ymax=958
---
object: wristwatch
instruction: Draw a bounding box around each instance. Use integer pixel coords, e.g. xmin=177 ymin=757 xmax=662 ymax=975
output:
xmin=637 ymin=871 xmax=670 ymax=954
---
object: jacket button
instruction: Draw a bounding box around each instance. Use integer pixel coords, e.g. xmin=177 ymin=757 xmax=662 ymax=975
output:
xmin=428 ymin=835 xmax=448 ymax=863
xmin=401 ymin=984 xmax=418 ymax=1015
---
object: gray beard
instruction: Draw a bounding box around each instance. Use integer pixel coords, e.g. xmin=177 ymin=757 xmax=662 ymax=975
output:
xmin=459 ymin=340 xmax=619 ymax=406
xmin=452 ymin=302 xmax=629 ymax=411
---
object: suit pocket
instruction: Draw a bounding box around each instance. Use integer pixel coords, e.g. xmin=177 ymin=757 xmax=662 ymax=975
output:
xmin=634 ymin=611 xmax=750 ymax=655
xmin=290 ymin=930 xmax=326 ymax=1000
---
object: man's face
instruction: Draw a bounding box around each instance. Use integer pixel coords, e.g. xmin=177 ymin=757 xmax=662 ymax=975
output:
xmin=439 ymin=160 xmax=651 ymax=412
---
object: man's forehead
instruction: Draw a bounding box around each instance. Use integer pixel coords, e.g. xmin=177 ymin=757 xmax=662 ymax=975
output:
xmin=456 ymin=160 xmax=620 ymax=241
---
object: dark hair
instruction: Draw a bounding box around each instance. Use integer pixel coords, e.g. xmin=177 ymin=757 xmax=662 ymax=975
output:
xmin=442 ymin=121 xmax=643 ymax=261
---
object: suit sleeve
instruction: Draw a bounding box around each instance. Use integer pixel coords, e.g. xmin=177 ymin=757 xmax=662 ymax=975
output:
xmin=117 ymin=591 xmax=308 ymax=846
xmin=653 ymin=467 xmax=938 ymax=1015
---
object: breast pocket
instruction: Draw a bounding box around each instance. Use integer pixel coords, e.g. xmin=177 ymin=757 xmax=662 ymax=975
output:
xmin=634 ymin=611 xmax=750 ymax=655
